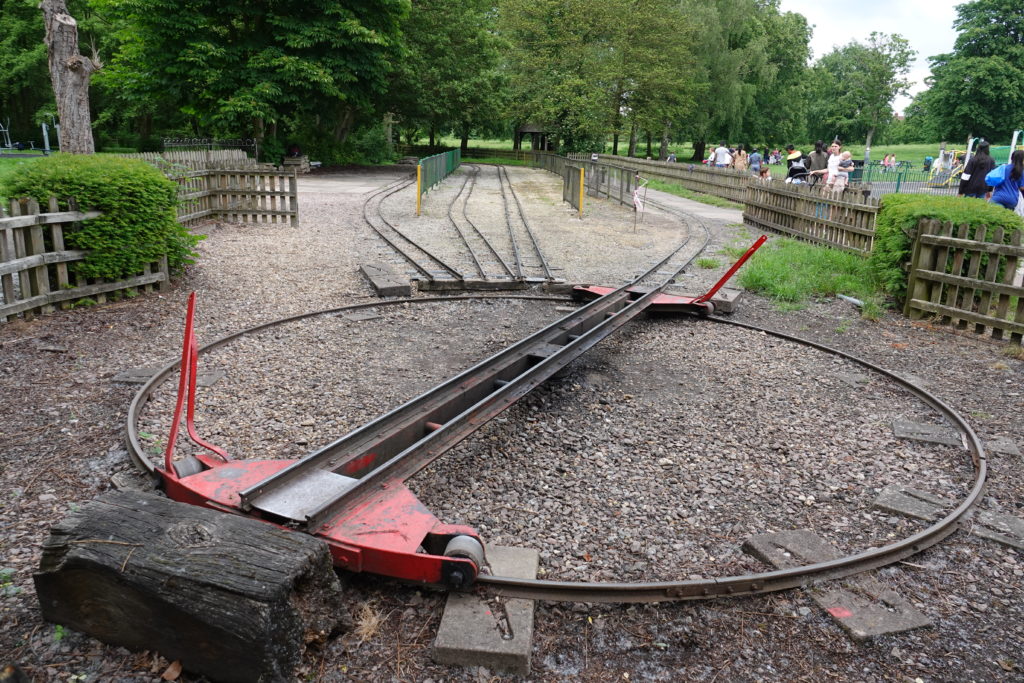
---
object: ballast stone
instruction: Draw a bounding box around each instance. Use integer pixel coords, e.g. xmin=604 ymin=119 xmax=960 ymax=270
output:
xmin=433 ymin=546 xmax=539 ymax=675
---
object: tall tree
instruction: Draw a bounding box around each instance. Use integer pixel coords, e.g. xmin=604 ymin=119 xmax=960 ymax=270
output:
xmin=807 ymin=32 xmax=914 ymax=162
xmin=41 ymin=0 xmax=99 ymax=153
xmin=922 ymin=0 xmax=1024 ymax=142
xmin=388 ymin=0 xmax=505 ymax=150
xmin=92 ymin=0 xmax=408 ymax=143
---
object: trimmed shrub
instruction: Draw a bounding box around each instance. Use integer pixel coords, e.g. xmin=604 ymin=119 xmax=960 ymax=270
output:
xmin=870 ymin=194 xmax=1024 ymax=301
xmin=0 ymin=154 xmax=201 ymax=280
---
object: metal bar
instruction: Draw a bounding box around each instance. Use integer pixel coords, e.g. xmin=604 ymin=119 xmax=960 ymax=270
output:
xmin=694 ymin=235 xmax=767 ymax=303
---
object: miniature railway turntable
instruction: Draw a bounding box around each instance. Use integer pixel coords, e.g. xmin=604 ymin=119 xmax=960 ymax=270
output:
xmin=127 ymin=242 xmax=986 ymax=604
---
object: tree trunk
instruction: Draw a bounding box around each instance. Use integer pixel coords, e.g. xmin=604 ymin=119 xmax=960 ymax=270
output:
xmin=628 ymin=120 xmax=638 ymax=157
xmin=864 ymin=127 xmax=875 ymax=165
xmin=692 ymin=140 xmax=707 ymax=162
xmin=34 ymin=490 xmax=349 ymax=683
xmin=460 ymin=123 xmax=470 ymax=152
xmin=429 ymin=125 xmax=436 ymax=147
xmin=659 ymin=120 xmax=671 ymax=160
xmin=40 ymin=0 xmax=97 ymax=154
xmin=612 ymin=133 xmax=619 ymax=155
xmin=645 ymin=132 xmax=652 ymax=159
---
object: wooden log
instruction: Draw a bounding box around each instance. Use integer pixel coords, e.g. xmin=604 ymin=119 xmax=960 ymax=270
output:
xmin=34 ymin=490 xmax=349 ymax=683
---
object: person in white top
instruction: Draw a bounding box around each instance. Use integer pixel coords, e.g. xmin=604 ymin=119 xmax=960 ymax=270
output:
xmin=812 ymin=141 xmax=842 ymax=187
xmin=713 ymin=142 xmax=732 ymax=167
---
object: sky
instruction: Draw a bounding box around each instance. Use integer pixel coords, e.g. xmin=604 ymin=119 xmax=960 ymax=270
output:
xmin=779 ymin=0 xmax=962 ymax=114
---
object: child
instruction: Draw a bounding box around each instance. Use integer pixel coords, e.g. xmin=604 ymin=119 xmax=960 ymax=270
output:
xmin=758 ymin=165 xmax=772 ymax=182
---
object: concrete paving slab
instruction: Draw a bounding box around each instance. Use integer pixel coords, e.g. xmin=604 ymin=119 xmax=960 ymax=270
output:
xmin=985 ymin=436 xmax=1021 ymax=457
xmin=360 ymin=262 xmax=412 ymax=297
xmin=742 ymin=529 xmax=932 ymax=641
xmin=892 ymin=419 xmax=963 ymax=447
xmin=871 ymin=484 xmax=952 ymax=521
xmin=112 ymin=367 xmax=224 ymax=387
xmin=972 ymin=511 xmax=1024 ymax=550
xmin=833 ymin=372 xmax=870 ymax=388
xmin=811 ymin=583 xmax=933 ymax=642
xmin=338 ymin=311 xmax=381 ymax=322
xmin=433 ymin=546 xmax=539 ymax=675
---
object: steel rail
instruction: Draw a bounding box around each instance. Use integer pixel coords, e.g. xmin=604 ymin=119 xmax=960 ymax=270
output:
xmin=362 ymin=175 xmax=466 ymax=281
xmin=238 ymin=227 xmax=708 ymax=526
xmin=477 ymin=317 xmax=987 ymax=602
xmin=495 ymin=165 xmax=525 ymax=279
xmin=457 ymin=165 xmax=516 ymax=281
xmin=499 ymin=165 xmax=554 ymax=281
xmin=444 ymin=166 xmax=487 ymax=279
xmin=125 ymin=295 xmax=575 ymax=476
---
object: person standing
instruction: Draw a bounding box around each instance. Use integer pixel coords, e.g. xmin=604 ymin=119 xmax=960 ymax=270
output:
xmin=748 ymin=147 xmax=762 ymax=174
xmin=713 ymin=141 xmax=732 ymax=167
xmin=958 ymin=140 xmax=996 ymax=198
xmin=784 ymin=144 xmax=802 ymax=169
xmin=985 ymin=149 xmax=1024 ymax=210
xmin=807 ymin=140 xmax=828 ymax=180
xmin=733 ymin=144 xmax=749 ymax=171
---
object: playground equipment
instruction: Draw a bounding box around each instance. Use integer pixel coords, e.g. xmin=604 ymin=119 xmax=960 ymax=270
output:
xmin=0 ymin=118 xmax=11 ymax=149
xmin=927 ymin=148 xmax=966 ymax=188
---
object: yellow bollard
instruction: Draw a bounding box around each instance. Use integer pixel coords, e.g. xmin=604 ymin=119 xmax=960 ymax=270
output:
xmin=578 ymin=167 xmax=585 ymax=218
xmin=416 ymin=165 xmax=422 ymax=216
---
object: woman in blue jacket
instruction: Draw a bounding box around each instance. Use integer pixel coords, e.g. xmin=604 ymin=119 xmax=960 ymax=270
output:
xmin=985 ymin=149 xmax=1024 ymax=210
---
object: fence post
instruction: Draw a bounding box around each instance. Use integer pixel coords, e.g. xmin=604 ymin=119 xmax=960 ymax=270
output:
xmin=578 ymin=167 xmax=585 ymax=218
xmin=416 ymin=164 xmax=422 ymax=216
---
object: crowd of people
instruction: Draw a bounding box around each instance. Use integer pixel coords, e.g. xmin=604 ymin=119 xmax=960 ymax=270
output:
xmin=691 ymin=138 xmax=1024 ymax=213
xmin=957 ymin=140 xmax=1024 ymax=215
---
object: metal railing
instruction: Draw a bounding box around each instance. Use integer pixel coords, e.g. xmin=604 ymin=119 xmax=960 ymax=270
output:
xmin=416 ymin=149 xmax=461 ymax=215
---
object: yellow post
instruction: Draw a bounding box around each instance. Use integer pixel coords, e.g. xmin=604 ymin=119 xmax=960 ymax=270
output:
xmin=416 ymin=165 xmax=422 ymax=216
xmin=578 ymin=167 xmax=585 ymax=218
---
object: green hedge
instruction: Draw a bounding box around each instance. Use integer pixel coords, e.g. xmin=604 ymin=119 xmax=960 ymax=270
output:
xmin=870 ymin=194 xmax=1024 ymax=301
xmin=0 ymin=154 xmax=201 ymax=280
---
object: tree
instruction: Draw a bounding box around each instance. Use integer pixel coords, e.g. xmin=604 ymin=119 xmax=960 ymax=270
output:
xmin=40 ymin=0 xmax=99 ymax=153
xmin=807 ymin=32 xmax=914 ymax=162
xmin=388 ymin=0 xmax=505 ymax=150
xmin=93 ymin=0 xmax=408 ymax=144
xmin=0 ymin=0 xmax=51 ymax=140
xmin=922 ymin=0 xmax=1024 ymax=142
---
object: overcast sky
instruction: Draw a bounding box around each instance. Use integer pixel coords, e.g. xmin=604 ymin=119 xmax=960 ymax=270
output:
xmin=779 ymin=0 xmax=962 ymax=113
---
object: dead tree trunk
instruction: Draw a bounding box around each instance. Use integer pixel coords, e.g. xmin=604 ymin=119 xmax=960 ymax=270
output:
xmin=40 ymin=0 xmax=98 ymax=154
xmin=34 ymin=490 xmax=349 ymax=683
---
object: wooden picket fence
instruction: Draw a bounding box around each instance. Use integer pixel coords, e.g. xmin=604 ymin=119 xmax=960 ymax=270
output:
xmin=118 ymin=152 xmax=298 ymax=227
xmin=173 ymin=167 xmax=298 ymax=227
xmin=743 ymin=181 xmax=880 ymax=255
xmin=905 ymin=219 xmax=1024 ymax=344
xmin=0 ymin=198 xmax=168 ymax=322
xmin=570 ymin=153 xmax=751 ymax=204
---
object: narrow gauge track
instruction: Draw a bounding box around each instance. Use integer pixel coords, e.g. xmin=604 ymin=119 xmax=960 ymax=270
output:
xmin=447 ymin=165 xmax=516 ymax=281
xmin=495 ymin=165 xmax=553 ymax=282
xmin=362 ymin=174 xmax=467 ymax=283
xmin=125 ymin=177 xmax=984 ymax=604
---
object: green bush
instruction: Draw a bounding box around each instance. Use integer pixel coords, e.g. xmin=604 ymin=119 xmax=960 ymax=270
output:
xmin=0 ymin=154 xmax=201 ymax=280
xmin=871 ymin=194 xmax=1024 ymax=301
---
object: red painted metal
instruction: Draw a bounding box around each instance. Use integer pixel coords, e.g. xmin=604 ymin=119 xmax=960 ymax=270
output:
xmin=158 ymin=297 xmax=479 ymax=587
xmin=693 ymin=234 xmax=767 ymax=304
xmin=157 ymin=238 xmax=766 ymax=588
xmin=161 ymin=292 xmax=229 ymax=479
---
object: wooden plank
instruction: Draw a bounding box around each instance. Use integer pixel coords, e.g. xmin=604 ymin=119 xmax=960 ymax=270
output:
xmin=905 ymin=219 xmax=935 ymax=319
xmin=975 ymin=226 xmax=1003 ymax=334
xmin=944 ymin=223 xmax=970 ymax=327
xmin=911 ymin=268 xmax=1024 ymax=299
xmin=0 ymin=271 xmax=165 ymax=319
xmin=919 ymin=234 xmax=1024 ymax=257
xmin=909 ymin=298 xmax=1024 ymax=335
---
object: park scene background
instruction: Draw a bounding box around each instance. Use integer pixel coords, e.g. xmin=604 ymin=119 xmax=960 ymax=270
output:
xmin=1 ymin=0 xmax=1022 ymax=167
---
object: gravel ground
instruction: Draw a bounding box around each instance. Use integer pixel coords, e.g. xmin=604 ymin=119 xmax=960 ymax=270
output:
xmin=1 ymin=164 xmax=1022 ymax=682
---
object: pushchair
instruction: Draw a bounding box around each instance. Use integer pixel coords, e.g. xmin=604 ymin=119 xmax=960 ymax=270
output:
xmin=784 ymin=159 xmax=810 ymax=185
